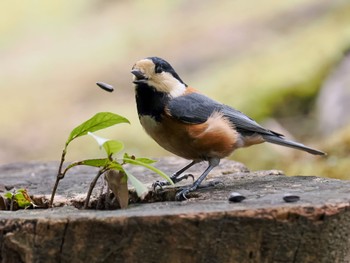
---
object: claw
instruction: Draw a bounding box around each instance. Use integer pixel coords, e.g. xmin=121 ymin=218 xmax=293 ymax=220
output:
xmin=173 ymin=158 xmax=220 ymax=201
xmin=175 ymin=188 xmax=190 ymax=201
xmin=175 ymin=173 xmax=194 ymax=183
xmin=175 ymin=179 xmax=224 ymax=201
xmin=152 ymin=180 xmax=170 ymax=191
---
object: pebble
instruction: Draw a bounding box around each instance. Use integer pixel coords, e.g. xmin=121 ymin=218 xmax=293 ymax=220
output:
xmin=283 ymin=194 xmax=300 ymax=203
xmin=228 ymin=192 xmax=246 ymax=203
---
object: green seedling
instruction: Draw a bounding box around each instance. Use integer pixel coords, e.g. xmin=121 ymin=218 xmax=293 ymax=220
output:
xmin=49 ymin=112 xmax=172 ymax=209
xmin=4 ymin=188 xmax=37 ymax=210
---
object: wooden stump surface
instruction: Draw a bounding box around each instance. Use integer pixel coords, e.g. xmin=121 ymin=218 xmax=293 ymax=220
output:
xmin=0 ymin=157 xmax=350 ymax=263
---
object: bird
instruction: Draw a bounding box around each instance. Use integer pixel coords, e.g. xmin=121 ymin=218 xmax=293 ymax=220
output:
xmin=130 ymin=56 xmax=326 ymax=200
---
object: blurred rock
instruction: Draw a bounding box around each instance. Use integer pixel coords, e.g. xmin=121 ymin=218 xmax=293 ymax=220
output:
xmin=317 ymin=51 xmax=350 ymax=135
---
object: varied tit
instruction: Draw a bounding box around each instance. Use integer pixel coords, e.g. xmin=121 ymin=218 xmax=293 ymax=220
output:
xmin=131 ymin=57 xmax=325 ymax=201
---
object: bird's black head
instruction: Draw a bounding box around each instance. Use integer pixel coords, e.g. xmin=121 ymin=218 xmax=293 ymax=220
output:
xmin=147 ymin=57 xmax=185 ymax=84
xmin=131 ymin=57 xmax=187 ymax=97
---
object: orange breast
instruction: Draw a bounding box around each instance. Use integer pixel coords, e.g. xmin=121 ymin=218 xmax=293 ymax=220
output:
xmin=140 ymin=112 xmax=240 ymax=161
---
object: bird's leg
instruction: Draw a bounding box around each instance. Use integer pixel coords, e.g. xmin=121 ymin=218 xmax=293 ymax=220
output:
xmin=169 ymin=160 xmax=198 ymax=183
xmin=152 ymin=160 xmax=197 ymax=190
xmin=176 ymin=158 xmax=220 ymax=201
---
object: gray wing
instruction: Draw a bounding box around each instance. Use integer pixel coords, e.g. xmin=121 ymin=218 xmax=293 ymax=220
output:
xmin=167 ymin=93 xmax=220 ymax=124
xmin=167 ymin=93 xmax=282 ymax=137
xmin=167 ymin=93 xmax=326 ymax=155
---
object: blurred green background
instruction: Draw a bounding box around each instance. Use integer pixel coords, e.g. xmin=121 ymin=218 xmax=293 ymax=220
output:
xmin=1 ymin=0 xmax=350 ymax=179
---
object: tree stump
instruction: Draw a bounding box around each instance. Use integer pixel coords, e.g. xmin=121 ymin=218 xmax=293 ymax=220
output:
xmin=0 ymin=157 xmax=349 ymax=263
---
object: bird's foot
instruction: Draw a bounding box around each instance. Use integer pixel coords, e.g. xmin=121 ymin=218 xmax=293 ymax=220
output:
xmin=152 ymin=173 xmax=194 ymax=191
xmin=175 ymin=187 xmax=192 ymax=201
xmin=175 ymin=179 xmax=225 ymax=201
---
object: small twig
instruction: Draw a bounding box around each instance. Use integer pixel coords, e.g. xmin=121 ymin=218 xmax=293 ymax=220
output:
xmin=9 ymin=195 xmax=14 ymax=211
xmin=105 ymin=186 xmax=111 ymax=210
xmin=49 ymin=176 xmax=61 ymax=207
xmin=49 ymin=147 xmax=67 ymax=207
xmin=84 ymin=168 xmax=108 ymax=209
xmin=57 ymin=147 xmax=67 ymax=177
xmin=96 ymin=177 xmax=106 ymax=209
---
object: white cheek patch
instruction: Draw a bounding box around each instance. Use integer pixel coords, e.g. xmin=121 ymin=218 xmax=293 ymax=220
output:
xmin=169 ymin=82 xmax=186 ymax=98
xmin=149 ymin=72 xmax=186 ymax=98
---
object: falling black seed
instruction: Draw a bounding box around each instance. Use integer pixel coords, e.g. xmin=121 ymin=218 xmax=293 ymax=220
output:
xmin=96 ymin=82 xmax=114 ymax=92
xmin=283 ymin=194 xmax=300 ymax=203
xmin=228 ymin=192 xmax=246 ymax=203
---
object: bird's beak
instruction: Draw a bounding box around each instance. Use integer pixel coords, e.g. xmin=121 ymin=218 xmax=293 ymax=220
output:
xmin=131 ymin=69 xmax=147 ymax=83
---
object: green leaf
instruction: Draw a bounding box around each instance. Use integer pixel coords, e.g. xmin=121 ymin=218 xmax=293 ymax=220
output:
xmin=78 ymin=158 xmax=111 ymax=168
xmin=122 ymin=153 xmax=157 ymax=164
xmin=108 ymin=161 xmax=124 ymax=171
xmin=88 ymin=132 xmax=124 ymax=157
xmin=133 ymin=157 xmax=157 ymax=164
xmin=123 ymin=153 xmax=133 ymax=159
xmin=123 ymin=169 xmax=148 ymax=199
xmin=4 ymin=192 xmax=13 ymax=199
xmin=61 ymin=158 xmax=112 ymax=178
xmin=64 ymin=158 xmax=110 ymax=171
xmin=103 ymin=140 xmax=124 ymax=157
xmin=15 ymin=189 xmax=33 ymax=208
xmin=66 ymin=112 xmax=129 ymax=145
xmin=6 ymin=189 xmax=34 ymax=208
xmin=123 ymin=155 xmax=173 ymax=185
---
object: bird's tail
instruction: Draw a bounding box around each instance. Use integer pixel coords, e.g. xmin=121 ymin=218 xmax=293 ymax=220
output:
xmin=262 ymin=135 xmax=326 ymax=156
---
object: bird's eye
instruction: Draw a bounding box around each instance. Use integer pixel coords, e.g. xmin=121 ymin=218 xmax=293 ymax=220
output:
xmin=155 ymin=65 xmax=163 ymax=73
